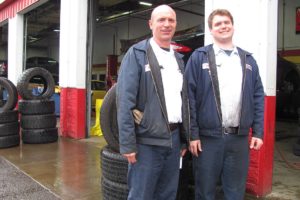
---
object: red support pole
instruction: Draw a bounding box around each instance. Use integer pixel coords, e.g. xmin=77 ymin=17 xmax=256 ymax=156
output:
xmin=246 ymin=96 xmax=276 ymax=197
xmin=60 ymin=87 xmax=86 ymax=139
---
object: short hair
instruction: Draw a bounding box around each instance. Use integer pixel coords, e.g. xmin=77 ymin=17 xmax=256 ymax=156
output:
xmin=207 ymin=9 xmax=234 ymax=29
xmin=150 ymin=4 xmax=176 ymax=21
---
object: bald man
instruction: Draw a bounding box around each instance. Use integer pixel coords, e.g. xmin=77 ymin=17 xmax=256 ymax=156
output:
xmin=117 ymin=4 xmax=189 ymax=200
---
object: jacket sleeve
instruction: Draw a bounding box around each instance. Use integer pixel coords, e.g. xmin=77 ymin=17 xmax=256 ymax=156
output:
xmin=251 ymin=59 xmax=265 ymax=139
xmin=184 ymin=51 xmax=201 ymax=141
xmin=117 ymin=47 xmax=141 ymax=154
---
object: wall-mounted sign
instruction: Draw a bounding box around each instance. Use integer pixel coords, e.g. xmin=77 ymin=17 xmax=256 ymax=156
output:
xmin=296 ymin=7 xmax=300 ymax=34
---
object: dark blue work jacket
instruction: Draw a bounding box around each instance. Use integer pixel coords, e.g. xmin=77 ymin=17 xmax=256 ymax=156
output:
xmin=185 ymin=44 xmax=264 ymax=140
xmin=117 ymin=39 xmax=190 ymax=154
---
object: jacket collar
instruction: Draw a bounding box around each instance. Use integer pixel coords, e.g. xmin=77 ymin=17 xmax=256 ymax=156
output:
xmin=133 ymin=38 xmax=184 ymax=59
xmin=195 ymin=44 xmax=252 ymax=56
xmin=213 ymin=44 xmax=239 ymax=56
xmin=133 ymin=38 xmax=150 ymax=52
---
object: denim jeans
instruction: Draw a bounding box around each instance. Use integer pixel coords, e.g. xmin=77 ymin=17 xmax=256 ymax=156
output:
xmin=193 ymin=134 xmax=249 ymax=200
xmin=127 ymin=129 xmax=181 ymax=200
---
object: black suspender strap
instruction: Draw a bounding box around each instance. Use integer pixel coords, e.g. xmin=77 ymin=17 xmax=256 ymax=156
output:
xmin=207 ymin=46 xmax=222 ymax=121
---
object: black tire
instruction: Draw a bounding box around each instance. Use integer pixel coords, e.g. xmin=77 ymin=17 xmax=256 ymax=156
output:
xmin=101 ymin=146 xmax=128 ymax=184
xmin=100 ymin=84 xmax=119 ymax=152
xmin=0 ymin=134 xmax=20 ymax=149
xmin=18 ymin=99 xmax=55 ymax=115
xmin=0 ymin=121 xmax=19 ymax=137
xmin=0 ymin=110 xmax=18 ymax=124
xmin=22 ymin=128 xmax=58 ymax=144
xmin=293 ymin=143 xmax=300 ymax=156
xmin=177 ymin=152 xmax=194 ymax=200
xmin=0 ymin=77 xmax=18 ymax=112
xmin=17 ymin=67 xmax=55 ymax=100
xmin=101 ymin=177 xmax=128 ymax=200
xmin=20 ymin=114 xmax=57 ymax=129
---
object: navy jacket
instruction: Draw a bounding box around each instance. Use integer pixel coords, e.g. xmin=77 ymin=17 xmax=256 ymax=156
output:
xmin=117 ymin=39 xmax=190 ymax=154
xmin=185 ymin=44 xmax=264 ymax=140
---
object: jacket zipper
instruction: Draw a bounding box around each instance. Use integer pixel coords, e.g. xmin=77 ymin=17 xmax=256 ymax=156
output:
xmin=208 ymin=70 xmax=224 ymax=135
xmin=207 ymin=52 xmax=223 ymax=135
xmin=187 ymin=95 xmax=191 ymax=142
xmin=237 ymin=53 xmax=247 ymax=135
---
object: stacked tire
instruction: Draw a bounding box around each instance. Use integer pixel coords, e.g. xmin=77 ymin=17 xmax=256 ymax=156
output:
xmin=101 ymin=146 xmax=128 ymax=200
xmin=100 ymin=84 xmax=129 ymax=200
xmin=17 ymin=67 xmax=58 ymax=144
xmin=0 ymin=77 xmax=20 ymax=149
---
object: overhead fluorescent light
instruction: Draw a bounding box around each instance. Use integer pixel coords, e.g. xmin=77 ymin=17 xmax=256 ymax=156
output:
xmin=139 ymin=1 xmax=152 ymax=6
xmin=121 ymin=11 xmax=131 ymax=15
xmin=53 ymin=29 xmax=60 ymax=32
xmin=105 ymin=11 xmax=132 ymax=20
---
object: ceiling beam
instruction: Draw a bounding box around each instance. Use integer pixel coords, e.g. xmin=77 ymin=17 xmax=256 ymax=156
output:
xmin=174 ymin=7 xmax=204 ymax=16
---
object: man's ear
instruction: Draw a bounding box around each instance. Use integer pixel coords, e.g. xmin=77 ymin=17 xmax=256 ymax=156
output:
xmin=148 ymin=20 xmax=152 ymax=30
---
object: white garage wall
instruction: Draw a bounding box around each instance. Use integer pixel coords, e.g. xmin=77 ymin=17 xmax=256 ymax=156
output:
xmin=27 ymin=48 xmax=48 ymax=58
xmin=26 ymin=37 xmax=59 ymax=60
xmin=277 ymin=0 xmax=300 ymax=51
xmin=93 ymin=17 xmax=149 ymax=63
xmin=0 ymin=48 xmax=6 ymax=59
xmin=93 ymin=5 xmax=204 ymax=64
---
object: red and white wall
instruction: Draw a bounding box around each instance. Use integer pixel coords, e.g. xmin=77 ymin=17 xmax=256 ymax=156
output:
xmin=0 ymin=0 xmax=89 ymax=139
xmin=59 ymin=0 xmax=88 ymax=139
xmin=205 ymin=0 xmax=278 ymax=196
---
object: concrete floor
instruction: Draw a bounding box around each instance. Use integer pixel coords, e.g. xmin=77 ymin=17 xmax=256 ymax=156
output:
xmin=0 ymin=121 xmax=299 ymax=200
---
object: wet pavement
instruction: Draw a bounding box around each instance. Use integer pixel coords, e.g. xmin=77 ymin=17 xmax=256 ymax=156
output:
xmin=0 ymin=136 xmax=106 ymax=200
xmin=0 ymin=121 xmax=299 ymax=200
xmin=0 ymin=157 xmax=61 ymax=200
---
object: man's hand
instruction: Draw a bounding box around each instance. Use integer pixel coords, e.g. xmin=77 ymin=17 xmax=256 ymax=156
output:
xmin=189 ymin=140 xmax=202 ymax=157
xmin=123 ymin=152 xmax=137 ymax=164
xmin=250 ymin=137 xmax=263 ymax=150
xmin=181 ymin=148 xmax=187 ymax=157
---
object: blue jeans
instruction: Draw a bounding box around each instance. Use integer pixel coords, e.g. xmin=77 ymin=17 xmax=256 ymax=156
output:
xmin=127 ymin=129 xmax=181 ymax=200
xmin=193 ymin=134 xmax=249 ymax=200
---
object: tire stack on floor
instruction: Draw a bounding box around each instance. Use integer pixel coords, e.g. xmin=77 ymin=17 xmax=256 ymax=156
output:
xmin=0 ymin=77 xmax=20 ymax=149
xmin=101 ymin=146 xmax=128 ymax=199
xmin=17 ymin=67 xmax=58 ymax=144
xmin=100 ymin=84 xmax=129 ymax=200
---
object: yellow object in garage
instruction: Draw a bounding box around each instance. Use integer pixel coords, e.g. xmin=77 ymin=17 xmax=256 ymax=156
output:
xmin=91 ymin=80 xmax=106 ymax=109
xmin=284 ymin=56 xmax=300 ymax=64
xmin=90 ymin=99 xmax=103 ymax=136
